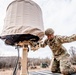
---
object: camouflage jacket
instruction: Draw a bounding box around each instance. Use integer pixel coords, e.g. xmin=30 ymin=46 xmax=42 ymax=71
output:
xmin=41 ymin=34 xmax=76 ymax=60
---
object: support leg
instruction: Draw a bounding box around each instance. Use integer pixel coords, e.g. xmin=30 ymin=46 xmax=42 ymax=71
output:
xmin=20 ymin=45 xmax=28 ymax=75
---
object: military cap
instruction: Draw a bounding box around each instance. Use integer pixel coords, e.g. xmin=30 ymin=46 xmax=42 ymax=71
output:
xmin=45 ymin=28 xmax=54 ymax=35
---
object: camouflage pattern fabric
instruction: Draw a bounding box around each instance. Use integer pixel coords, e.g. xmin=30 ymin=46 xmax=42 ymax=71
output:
xmin=41 ymin=34 xmax=76 ymax=60
xmin=60 ymin=53 xmax=76 ymax=75
xmin=50 ymin=58 xmax=61 ymax=73
xmin=41 ymin=34 xmax=76 ymax=74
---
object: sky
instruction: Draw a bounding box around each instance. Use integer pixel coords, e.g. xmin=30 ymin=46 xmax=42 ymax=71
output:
xmin=0 ymin=0 xmax=76 ymax=59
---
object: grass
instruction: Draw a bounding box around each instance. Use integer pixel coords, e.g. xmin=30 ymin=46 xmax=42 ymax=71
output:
xmin=0 ymin=67 xmax=49 ymax=75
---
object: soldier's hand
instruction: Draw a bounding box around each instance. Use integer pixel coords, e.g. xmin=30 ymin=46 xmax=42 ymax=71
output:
xmin=30 ymin=41 xmax=41 ymax=51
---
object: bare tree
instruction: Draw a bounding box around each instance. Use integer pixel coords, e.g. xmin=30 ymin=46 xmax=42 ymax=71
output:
xmin=69 ymin=46 xmax=76 ymax=65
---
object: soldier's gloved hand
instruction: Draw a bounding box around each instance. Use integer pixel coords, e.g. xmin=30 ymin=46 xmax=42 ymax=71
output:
xmin=30 ymin=41 xmax=41 ymax=51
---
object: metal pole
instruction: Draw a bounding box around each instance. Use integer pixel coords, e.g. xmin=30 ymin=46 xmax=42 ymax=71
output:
xmin=20 ymin=45 xmax=28 ymax=75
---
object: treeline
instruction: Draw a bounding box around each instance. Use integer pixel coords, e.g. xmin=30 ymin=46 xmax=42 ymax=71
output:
xmin=0 ymin=56 xmax=51 ymax=69
xmin=69 ymin=46 xmax=76 ymax=65
xmin=0 ymin=56 xmax=19 ymax=69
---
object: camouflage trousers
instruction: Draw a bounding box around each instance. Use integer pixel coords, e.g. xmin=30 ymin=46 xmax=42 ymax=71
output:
xmin=50 ymin=54 xmax=76 ymax=75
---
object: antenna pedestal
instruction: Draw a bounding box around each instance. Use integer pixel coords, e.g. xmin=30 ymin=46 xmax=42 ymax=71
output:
xmin=18 ymin=42 xmax=29 ymax=75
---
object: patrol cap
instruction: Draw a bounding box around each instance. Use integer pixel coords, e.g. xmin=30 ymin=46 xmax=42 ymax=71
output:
xmin=45 ymin=28 xmax=54 ymax=35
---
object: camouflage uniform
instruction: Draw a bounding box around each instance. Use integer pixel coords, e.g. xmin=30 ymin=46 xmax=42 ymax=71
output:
xmin=41 ymin=34 xmax=76 ymax=75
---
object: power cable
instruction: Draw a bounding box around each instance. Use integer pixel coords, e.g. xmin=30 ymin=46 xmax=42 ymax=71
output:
xmin=13 ymin=45 xmax=20 ymax=75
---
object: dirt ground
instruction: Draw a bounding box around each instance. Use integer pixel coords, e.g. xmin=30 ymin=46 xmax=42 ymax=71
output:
xmin=0 ymin=67 xmax=49 ymax=75
xmin=1 ymin=66 xmax=76 ymax=75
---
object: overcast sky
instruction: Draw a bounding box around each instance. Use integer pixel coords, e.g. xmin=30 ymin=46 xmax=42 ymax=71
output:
xmin=0 ymin=0 xmax=76 ymax=59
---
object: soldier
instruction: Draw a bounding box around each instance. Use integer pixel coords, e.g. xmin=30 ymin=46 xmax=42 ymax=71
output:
xmin=41 ymin=28 xmax=76 ymax=75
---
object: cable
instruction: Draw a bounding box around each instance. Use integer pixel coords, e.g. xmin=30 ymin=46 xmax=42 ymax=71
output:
xmin=13 ymin=45 xmax=20 ymax=75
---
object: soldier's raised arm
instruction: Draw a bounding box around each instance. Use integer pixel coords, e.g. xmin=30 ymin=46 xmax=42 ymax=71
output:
xmin=58 ymin=34 xmax=76 ymax=43
xmin=41 ymin=39 xmax=48 ymax=48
